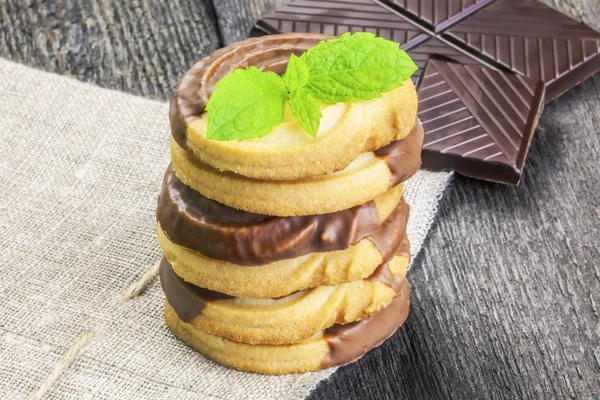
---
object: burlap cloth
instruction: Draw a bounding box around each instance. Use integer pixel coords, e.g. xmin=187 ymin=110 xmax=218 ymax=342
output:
xmin=0 ymin=58 xmax=451 ymax=399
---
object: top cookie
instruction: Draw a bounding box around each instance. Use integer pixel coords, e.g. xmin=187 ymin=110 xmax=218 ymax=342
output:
xmin=170 ymin=33 xmax=419 ymax=181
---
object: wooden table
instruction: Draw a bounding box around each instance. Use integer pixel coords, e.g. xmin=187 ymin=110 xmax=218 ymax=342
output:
xmin=2 ymin=1 xmax=598 ymax=398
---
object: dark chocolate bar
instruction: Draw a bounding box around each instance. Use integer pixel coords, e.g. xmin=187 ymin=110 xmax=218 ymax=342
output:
xmin=419 ymin=58 xmax=545 ymax=184
xmin=250 ymin=0 xmax=599 ymax=184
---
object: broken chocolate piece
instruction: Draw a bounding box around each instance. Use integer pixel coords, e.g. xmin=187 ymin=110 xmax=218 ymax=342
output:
xmin=418 ymin=58 xmax=545 ymax=184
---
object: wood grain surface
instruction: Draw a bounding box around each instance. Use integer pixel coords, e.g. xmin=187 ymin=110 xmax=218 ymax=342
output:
xmin=0 ymin=0 xmax=221 ymax=100
xmin=1 ymin=1 xmax=599 ymax=399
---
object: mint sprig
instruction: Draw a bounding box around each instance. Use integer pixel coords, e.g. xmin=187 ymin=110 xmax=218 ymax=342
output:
xmin=206 ymin=67 xmax=287 ymax=141
xmin=206 ymin=33 xmax=417 ymax=141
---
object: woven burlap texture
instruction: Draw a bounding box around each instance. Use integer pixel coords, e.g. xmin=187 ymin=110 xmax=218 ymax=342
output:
xmin=0 ymin=58 xmax=451 ymax=400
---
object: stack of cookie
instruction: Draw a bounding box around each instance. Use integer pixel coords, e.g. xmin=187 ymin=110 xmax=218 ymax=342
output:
xmin=157 ymin=33 xmax=423 ymax=375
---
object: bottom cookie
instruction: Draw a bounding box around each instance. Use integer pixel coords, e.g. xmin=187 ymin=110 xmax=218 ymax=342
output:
xmin=164 ymin=279 xmax=410 ymax=375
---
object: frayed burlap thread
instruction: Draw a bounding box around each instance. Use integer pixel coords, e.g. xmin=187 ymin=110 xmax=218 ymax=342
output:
xmin=122 ymin=259 xmax=162 ymax=301
xmin=0 ymin=58 xmax=451 ymax=399
xmin=29 ymin=331 xmax=95 ymax=400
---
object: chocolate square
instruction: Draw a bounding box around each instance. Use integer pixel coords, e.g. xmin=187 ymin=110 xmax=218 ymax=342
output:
xmin=418 ymin=58 xmax=545 ymax=184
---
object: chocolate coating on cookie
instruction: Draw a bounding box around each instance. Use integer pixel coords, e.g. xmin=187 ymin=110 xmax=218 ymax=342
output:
xmin=375 ymin=119 xmax=424 ymax=187
xmin=170 ymin=33 xmax=331 ymax=148
xmin=159 ymin=258 xmax=233 ymax=322
xmin=321 ymin=278 xmax=410 ymax=369
xmin=157 ymin=165 xmax=389 ymax=266
xmin=367 ymin=201 xmax=410 ymax=264
xmin=160 ymin=251 xmax=410 ymax=329
xmin=367 ymin=235 xmax=410 ymax=293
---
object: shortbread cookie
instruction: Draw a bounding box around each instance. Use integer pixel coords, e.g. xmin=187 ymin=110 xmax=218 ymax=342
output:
xmin=157 ymin=165 xmax=402 ymax=265
xmin=160 ymin=236 xmax=409 ymax=345
xmin=164 ymin=277 xmax=410 ymax=374
xmin=170 ymin=33 xmax=418 ymax=180
xmin=171 ymin=119 xmax=423 ymax=216
xmin=158 ymin=198 xmax=409 ymax=299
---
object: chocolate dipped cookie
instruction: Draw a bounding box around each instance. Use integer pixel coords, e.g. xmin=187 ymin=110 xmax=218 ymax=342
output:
xmin=158 ymin=185 xmax=409 ymax=298
xmin=170 ymin=33 xmax=418 ymax=181
xmin=160 ymin=240 xmax=408 ymax=345
xmin=157 ymin=32 xmax=422 ymax=375
xmin=164 ymin=278 xmax=410 ymax=375
xmin=171 ymin=119 xmax=423 ymax=216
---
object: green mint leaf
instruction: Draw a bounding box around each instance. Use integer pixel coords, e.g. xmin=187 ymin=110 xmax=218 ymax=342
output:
xmin=204 ymin=33 xmax=419 ymax=140
xmin=283 ymin=54 xmax=309 ymax=92
xmin=288 ymin=90 xmax=322 ymax=137
xmin=300 ymin=32 xmax=418 ymax=103
xmin=206 ymin=66 xmax=287 ymax=141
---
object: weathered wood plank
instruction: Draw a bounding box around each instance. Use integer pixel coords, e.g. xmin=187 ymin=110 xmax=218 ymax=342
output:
xmin=212 ymin=0 xmax=287 ymax=44
xmin=549 ymin=0 xmax=600 ymax=30
xmin=0 ymin=0 xmax=222 ymax=100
